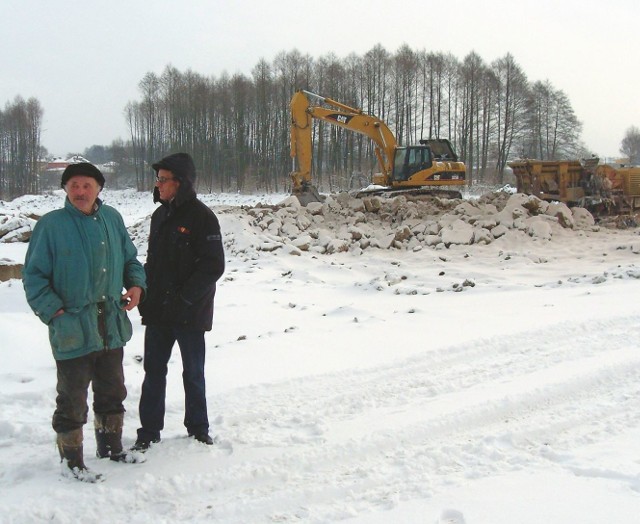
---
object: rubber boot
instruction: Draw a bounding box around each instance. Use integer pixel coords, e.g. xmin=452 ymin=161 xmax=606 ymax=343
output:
xmin=57 ymin=429 xmax=102 ymax=482
xmin=95 ymin=413 xmax=124 ymax=460
xmin=95 ymin=413 xmax=143 ymax=463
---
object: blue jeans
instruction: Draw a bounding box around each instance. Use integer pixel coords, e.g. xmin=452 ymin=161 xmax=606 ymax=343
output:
xmin=137 ymin=325 xmax=209 ymax=441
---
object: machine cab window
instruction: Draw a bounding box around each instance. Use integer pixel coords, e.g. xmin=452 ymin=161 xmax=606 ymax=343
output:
xmin=393 ymin=146 xmax=432 ymax=181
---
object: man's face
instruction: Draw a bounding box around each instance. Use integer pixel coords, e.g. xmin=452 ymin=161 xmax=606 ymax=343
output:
xmin=155 ymin=168 xmax=180 ymax=201
xmin=65 ymin=176 xmax=101 ymax=214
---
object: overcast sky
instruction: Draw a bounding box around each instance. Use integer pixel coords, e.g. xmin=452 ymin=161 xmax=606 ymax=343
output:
xmin=2 ymin=0 xmax=637 ymax=159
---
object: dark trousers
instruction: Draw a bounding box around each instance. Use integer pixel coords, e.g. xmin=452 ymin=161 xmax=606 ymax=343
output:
xmin=53 ymin=348 xmax=126 ymax=434
xmin=137 ymin=324 xmax=209 ymax=441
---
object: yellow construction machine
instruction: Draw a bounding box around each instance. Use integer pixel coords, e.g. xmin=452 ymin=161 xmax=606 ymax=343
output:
xmin=289 ymin=89 xmax=467 ymax=205
xmin=508 ymin=158 xmax=640 ymax=213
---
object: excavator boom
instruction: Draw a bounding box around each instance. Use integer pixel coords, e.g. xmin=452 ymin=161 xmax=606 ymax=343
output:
xmin=290 ymin=90 xmax=396 ymax=204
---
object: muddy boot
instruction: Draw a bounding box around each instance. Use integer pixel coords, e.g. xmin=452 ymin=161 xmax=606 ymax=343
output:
xmin=57 ymin=429 xmax=102 ymax=483
xmin=95 ymin=413 xmax=144 ymax=464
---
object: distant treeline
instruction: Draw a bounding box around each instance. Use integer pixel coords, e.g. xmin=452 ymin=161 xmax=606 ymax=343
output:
xmin=2 ymin=44 xmax=592 ymax=198
xmin=125 ymin=45 xmax=586 ymax=193
xmin=0 ymin=96 xmax=43 ymax=199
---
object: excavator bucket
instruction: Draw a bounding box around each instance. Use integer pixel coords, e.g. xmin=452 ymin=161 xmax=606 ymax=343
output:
xmin=292 ymin=182 xmax=323 ymax=206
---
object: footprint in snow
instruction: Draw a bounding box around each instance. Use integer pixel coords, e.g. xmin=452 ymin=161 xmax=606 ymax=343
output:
xmin=438 ymin=509 xmax=465 ymax=524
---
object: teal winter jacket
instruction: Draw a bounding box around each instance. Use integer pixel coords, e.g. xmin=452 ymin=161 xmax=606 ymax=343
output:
xmin=23 ymin=197 xmax=146 ymax=360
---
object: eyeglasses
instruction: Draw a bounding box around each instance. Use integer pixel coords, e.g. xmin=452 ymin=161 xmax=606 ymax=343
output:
xmin=155 ymin=175 xmax=176 ymax=184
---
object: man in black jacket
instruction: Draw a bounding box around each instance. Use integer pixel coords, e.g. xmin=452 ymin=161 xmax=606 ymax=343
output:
xmin=134 ymin=152 xmax=225 ymax=450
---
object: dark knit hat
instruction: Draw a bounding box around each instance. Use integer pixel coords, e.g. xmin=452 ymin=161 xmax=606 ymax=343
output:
xmin=60 ymin=162 xmax=105 ymax=188
xmin=152 ymin=152 xmax=196 ymax=183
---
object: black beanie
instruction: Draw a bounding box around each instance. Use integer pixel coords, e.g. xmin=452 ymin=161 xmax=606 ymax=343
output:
xmin=60 ymin=162 xmax=105 ymax=188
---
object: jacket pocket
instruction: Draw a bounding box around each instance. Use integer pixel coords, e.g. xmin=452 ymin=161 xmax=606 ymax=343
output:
xmin=114 ymin=306 xmax=133 ymax=343
xmin=175 ymin=232 xmax=196 ymax=283
xmin=49 ymin=311 xmax=88 ymax=354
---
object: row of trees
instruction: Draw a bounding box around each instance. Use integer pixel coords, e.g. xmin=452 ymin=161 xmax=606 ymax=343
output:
xmin=0 ymin=96 xmax=44 ymax=199
xmin=5 ymin=44 xmax=639 ymax=199
xmin=125 ymin=45 xmax=588 ymax=193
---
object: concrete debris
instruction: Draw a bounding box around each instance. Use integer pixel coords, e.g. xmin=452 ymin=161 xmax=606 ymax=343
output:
xmin=5 ymin=191 xmax=635 ymax=260
xmin=220 ymin=191 xmax=605 ymax=257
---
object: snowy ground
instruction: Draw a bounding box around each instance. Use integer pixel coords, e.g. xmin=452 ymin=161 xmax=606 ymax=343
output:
xmin=1 ymin=188 xmax=640 ymax=523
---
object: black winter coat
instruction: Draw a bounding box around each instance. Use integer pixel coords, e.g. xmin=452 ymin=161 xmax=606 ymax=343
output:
xmin=139 ymin=188 xmax=225 ymax=331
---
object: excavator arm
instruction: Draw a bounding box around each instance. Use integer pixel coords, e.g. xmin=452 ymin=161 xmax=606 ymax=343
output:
xmin=290 ymin=90 xmax=398 ymax=204
xmin=289 ymin=90 xmax=315 ymax=195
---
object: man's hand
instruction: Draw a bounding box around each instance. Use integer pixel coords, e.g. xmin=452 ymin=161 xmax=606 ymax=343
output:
xmin=121 ymin=286 xmax=142 ymax=311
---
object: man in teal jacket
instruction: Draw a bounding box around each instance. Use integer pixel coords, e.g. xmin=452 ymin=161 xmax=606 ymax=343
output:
xmin=23 ymin=163 xmax=146 ymax=482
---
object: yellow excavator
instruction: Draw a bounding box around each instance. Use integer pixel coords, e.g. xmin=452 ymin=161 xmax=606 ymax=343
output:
xmin=289 ymin=89 xmax=467 ymax=205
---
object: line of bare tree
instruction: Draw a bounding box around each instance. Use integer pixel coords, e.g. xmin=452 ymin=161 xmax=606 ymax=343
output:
xmin=0 ymin=96 xmax=44 ymax=199
xmin=7 ymin=45 xmax=633 ymax=199
xmin=125 ymin=45 xmax=588 ymax=193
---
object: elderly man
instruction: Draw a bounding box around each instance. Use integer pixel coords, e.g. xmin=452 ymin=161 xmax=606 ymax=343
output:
xmin=23 ymin=162 xmax=146 ymax=482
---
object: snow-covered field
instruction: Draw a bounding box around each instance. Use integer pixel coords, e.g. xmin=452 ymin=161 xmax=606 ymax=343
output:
xmin=2 ymin=188 xmax=640 ymax=523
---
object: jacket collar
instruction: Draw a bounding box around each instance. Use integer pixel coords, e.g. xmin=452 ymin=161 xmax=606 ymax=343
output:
xmin=153 ymin=184 xmax=196 ymax=208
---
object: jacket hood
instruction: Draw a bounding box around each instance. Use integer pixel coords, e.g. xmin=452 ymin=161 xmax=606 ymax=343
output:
xmin=152 ymin=152 xmax=197 ymax=205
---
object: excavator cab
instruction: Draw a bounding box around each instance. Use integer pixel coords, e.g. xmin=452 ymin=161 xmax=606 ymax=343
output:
xmin=393 ymin=146 xmax=433 ymax=182
xmin=422 ymin=138 xmax=459 ymax=161
xmin=390 ymin=139 xmax=463 ymax=189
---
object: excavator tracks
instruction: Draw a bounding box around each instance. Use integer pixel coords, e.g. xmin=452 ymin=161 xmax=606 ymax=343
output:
xmin=352 ymin=186 xmax=463 ymax=200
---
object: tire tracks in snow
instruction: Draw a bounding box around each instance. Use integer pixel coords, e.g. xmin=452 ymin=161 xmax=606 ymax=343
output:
xmin=201 ymin=314 xmax=640 ymax=521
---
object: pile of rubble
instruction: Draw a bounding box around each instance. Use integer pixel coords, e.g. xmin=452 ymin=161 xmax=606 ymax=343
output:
xmin=0 ymin=213 xmax=34 ymax=244
xmin=221 ymin=191 xmax=598 ymax=257
xmin=0 ymin=191 xmax=603 ymax=279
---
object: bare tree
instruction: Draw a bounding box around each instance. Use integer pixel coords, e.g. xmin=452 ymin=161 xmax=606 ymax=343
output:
xmin=251 ymin=58 xmax=278 ymax=192
xmin=418 ymin=51 xmax=448 ymax=140
xmin=621 ymin=126 xmax=640 ymax=164
xmin=391 ymin=45 xmax=419 ymax=146
xmin=130 ymin=71 xmax=165 ymax=190
xmin=492 ymin=54 xmax=530 ymax=180
xmin=0 ymin=96 xmax=43 ymax=198
xmin=523 ymin=80 xmax=582 ymax=160
xmin=457 ymin=51 xmax=487 ymax=184
xmin=361 ymin=45 xmax=392 ymax=183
